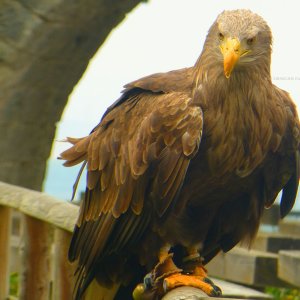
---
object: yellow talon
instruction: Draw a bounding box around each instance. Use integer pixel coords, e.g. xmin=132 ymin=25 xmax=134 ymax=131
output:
xmin=132 ymin=283 xmax=145 ymax=300
xmin=163 ymin=273 xmax=214 ymax=295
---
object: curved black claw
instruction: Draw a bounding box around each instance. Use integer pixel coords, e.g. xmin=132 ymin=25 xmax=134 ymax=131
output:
xmin=133 ymin=255 xmax=182 ymax=300
xmin=144 ymin=272 xmax=154 ymax=289
xmin=211 ymin=284 xmax=222 ymax=297
xmin=203 ymin=277 xmax=222 ymax=296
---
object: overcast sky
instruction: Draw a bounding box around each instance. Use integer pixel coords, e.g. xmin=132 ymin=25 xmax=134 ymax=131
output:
xmin=50 ymin=0 xmax=300 ymax=158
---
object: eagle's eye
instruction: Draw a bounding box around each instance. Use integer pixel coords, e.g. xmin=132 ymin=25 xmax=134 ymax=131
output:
xmin=247 ymin=37 xmax=256 ymax=45
xmin=218 ymin=32 xmax=224 ymax=41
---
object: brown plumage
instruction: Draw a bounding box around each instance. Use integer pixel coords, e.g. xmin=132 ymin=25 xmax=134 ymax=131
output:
xmin=60 ymin=9 xmax=300 ymax=299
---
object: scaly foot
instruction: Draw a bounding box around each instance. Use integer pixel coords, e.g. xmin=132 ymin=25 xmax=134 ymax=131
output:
xmin=133 ymin=255 xmax=221 ymax=299
xmin=163 ymin=265 xmax=222 ymax=296
xmin=133 ymin=253 xmax=181 ymax=299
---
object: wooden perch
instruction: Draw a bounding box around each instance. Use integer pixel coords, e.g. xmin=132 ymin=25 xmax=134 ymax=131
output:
xmin=162 ymin=286 xmax=209 ymax=299
xmin=162 ymin=277 xmax=272 ymax=299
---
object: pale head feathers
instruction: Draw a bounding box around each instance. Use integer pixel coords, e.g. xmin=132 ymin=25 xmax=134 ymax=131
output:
xmin=196 ymin=9 xmax=273 ymax=82
xmin=216 ymin=9 xmax=271 ymax=41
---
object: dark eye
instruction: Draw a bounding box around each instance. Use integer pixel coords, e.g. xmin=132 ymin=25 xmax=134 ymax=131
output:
xmin=218 ymin=32 xmax=224 ymax=41
xmin=247 ymin=37 xmax=256 ymax=45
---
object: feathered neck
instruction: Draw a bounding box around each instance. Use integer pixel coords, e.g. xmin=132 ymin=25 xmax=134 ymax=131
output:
xmin=194 ymin=48 xmax=272 ymax=94
xmin=191 ymin=47 xmax=276 ymax=178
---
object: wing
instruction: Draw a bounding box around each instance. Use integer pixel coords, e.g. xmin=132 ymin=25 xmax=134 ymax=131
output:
xmin=263 ymin=86 xmax=300 ymax=217
xmin=60 ymin=87 xmax=203 ymax=298
xmin=102 ymin=67 xmax=194 ymax=120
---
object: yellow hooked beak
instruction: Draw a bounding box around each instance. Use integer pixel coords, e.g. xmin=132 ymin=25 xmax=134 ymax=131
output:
xmin=220 ymin=37 xmax=244 ymax=78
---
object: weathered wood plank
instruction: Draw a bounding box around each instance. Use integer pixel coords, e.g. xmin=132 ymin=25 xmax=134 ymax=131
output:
xmin=10 ymin=212 xmax=21 ymax=274
xmin=0 ymin=206 xmax=11 ymax=300
xmin=279 ymin=220 xmax=300 ymax=237
xmin=0 ymin=181 xmax=78 ymax=232
xmin=207 ymin=247 xmax=289 ymax=287
xmin=253 ymin=232 xmax=300 ymax=253
xmin=53 ymin=229 xmax=76 ymax=300
xmin=278 ymin=250 xmax=300 ymax=287
xmin=19 ymin=216 xmax=52 ymax=300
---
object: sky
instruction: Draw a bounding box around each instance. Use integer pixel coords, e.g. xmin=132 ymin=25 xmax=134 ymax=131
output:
xmin=44 ymin=0 xmax=300 ymax=207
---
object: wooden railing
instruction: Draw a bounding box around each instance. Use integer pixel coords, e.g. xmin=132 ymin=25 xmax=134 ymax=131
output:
xmin=207 ymin=215 xmax=300 ymax=289
xmin=0 ymin=181 xmax=298 ymax=300
xmin=0 ymin=181 xmax=78 ymax=300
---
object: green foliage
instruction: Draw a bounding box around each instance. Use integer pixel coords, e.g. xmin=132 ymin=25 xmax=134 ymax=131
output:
xmin=265 ymin=287 xmax=300 ymax=300
xmin=9 ymin=272 xmax=18 ymax=296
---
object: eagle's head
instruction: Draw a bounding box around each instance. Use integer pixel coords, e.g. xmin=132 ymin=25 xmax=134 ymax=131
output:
xmin=201 ymin=9 xmax=273 ymax=79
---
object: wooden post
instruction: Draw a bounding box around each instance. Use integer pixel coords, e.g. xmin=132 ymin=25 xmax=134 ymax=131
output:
xmin=19 ymin=215 xmax=52 ymax=300
xmin=53 ymin=228 xmax=76 ymax=300
xmin=53 ymin=228 xmax=120 ymax=300
xmin=278 ymin=250 xmax=300 ymax=286
xmin=0 ymin=206 xmax=11 ymax=300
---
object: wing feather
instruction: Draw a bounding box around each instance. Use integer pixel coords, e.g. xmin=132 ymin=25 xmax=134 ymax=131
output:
xmin=263 ymin=86 xmax=300 ymax=213
xmin=61 ymin=88 xmax=203 ymax=297
xmin=98 ymin=139 xmax=110 ymax=171
xmin=87 ymin=170 xmax=99 ymax=190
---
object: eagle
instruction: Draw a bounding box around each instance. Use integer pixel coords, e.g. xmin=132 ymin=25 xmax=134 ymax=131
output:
xmin=60 ymin=9 xmax=300 ymax=300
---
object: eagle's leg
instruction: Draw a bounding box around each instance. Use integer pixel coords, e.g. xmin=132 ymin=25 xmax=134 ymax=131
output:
xmin=133 ymin=244 xmax=182 ymax=299
xmin=133 ymin=245 xmax=221 ymax=299
xmin=163 ymin=246 xmax=222 ymax=297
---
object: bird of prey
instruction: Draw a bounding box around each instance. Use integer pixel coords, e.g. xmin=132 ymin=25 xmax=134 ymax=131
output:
xmin=60 ymin=9 xmax=300 ymax=300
